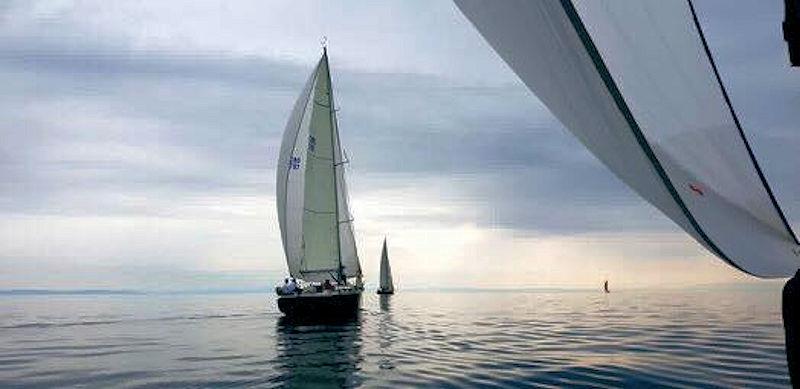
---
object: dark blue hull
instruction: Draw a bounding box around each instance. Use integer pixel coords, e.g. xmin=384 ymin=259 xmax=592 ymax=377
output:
xmin=277 ymin=291 xmax=361 ymax=319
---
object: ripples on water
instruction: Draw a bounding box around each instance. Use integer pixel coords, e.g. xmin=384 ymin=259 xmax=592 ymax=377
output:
xmin=0 ymin=289 xmax=790 ymax=388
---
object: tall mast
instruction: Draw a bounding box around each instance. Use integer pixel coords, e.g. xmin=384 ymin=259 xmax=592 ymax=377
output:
xmin=323 ymin=47 xmax=346 ymax=284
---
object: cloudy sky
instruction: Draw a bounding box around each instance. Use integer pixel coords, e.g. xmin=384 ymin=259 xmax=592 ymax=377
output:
xmin=1 ymin=0 xmax=797 ymax=291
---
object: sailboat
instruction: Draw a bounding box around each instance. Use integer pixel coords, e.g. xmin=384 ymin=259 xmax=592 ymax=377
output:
xmin=377 ymin=239 xmax=394 ymax=295
xmin=275 ymin=47 xmax=363 ymax=317
xmin=454 ymin=0 xmax=800 ymax=278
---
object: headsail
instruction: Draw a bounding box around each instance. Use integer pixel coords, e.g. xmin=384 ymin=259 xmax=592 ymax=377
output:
xmin=276 ymin=50 xmax=362 ymax=282
xmin=333 ymin=111 xmax=361 ymax=280
xmin=455 ymin=0 xmax=799 ymax=277
xmin=378 ymin=239 xmax=394 ymax=293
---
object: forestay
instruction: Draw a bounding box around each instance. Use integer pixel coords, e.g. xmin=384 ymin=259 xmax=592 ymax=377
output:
xmin=454 ymin=0 xmax=800 ymax=277
xmin=276 ymin=50 xmax=362 ymax=282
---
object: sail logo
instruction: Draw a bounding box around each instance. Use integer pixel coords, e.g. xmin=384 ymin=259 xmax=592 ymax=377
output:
xmin=688 ymin=183 xmax=705 ymax=196
xmin=793 ymin=247 xmax=800 ymax=257
xmin=289 ymin=156 xmax=301 ymax=170
xmin=308 ymin=136 xmax=316 ymax=152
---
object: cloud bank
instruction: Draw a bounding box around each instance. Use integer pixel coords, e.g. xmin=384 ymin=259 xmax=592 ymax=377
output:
xmin=0 ymin=0 xmax=797 ymax=290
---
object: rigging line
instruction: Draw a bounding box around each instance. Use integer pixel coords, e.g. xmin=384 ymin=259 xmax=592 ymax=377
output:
xmin=327 ymin=56 xmax=361 ymax=270
xmin=559 ymin=0 xmax=751 ymax=275
xmin=686 ymin=0 xmax=799 ymax=245
xmin=324 ymin=50 xmax=346 ymax=281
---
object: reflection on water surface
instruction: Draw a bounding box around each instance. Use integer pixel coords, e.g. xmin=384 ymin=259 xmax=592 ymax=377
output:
xmin=0 ymin=289 xmax=789 ymax=387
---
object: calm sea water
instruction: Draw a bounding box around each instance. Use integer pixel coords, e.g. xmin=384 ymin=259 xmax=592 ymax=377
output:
xmin=0 ymin=288 xmax=790 ymax=388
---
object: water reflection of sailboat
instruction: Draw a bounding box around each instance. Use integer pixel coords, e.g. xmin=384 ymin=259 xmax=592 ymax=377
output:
xmin=379 ymin=294 xmax=392 ymax=312
xmin=376 ymin=295 xmax=396 ymax=372
xmin=275 ymin=316 xmax=363 ymax=387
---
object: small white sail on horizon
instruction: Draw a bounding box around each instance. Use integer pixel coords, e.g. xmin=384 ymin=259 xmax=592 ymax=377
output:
xmin=455 ymin=0 xmax=800 ymax=277
xmin=378 ymin=238 xmax=394 ymax=294
xmin=276 ymin=49 xmax=362 ymax=284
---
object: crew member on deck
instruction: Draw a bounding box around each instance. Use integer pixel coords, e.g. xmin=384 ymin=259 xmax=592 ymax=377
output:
xmin=286 ymin=278 xmax=297 ymax=294
xmin=280 ymin=278 xmax=290 ymax=295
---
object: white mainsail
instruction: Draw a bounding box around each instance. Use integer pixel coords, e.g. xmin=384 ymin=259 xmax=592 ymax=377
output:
xmin=455 ymin=0 xmax=800 ymax=277
xmin=276 ymin=50 xmax=362 ymax=283
xmin=378 ymin=239 xmax=394 ymax=293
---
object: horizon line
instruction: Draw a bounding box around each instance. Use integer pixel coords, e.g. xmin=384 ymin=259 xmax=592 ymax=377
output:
xmin=0 ymin=282 xmax=783 ymax=296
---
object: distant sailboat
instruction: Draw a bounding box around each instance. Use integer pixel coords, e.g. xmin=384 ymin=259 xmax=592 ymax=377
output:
xmin=275 ymin=47 xmax=363 ymax=317
xmin=455 ymin=0 xmax=800 ymax=277
xmin=604 ymin=280 xmax=609 ymax=294
xmin=377 ymin=239 xmax=394 ymax=295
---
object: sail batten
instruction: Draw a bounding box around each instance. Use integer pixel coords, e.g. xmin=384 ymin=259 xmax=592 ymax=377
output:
xmin=277 ymin=51 xmax=362 ymax=282
xmin=455 ymin=0 xmax=800 ymax=277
